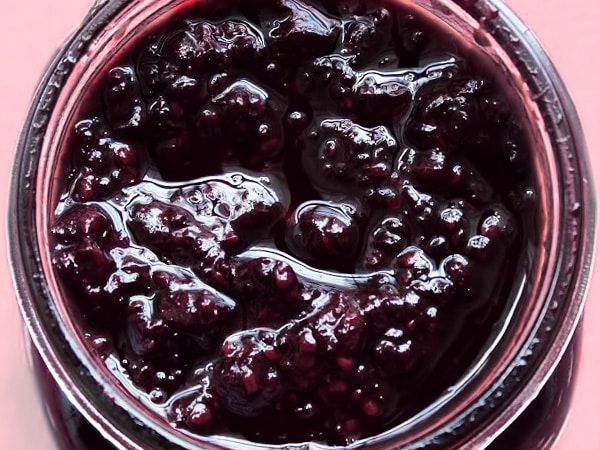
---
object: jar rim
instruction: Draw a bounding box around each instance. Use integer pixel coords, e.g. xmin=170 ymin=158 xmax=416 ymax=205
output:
xmin=8 ymin=0 xmax=596 ymax=449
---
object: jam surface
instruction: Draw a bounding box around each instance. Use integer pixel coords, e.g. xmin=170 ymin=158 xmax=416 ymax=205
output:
xmin=50 ymin=0 xmax=536 ymax=445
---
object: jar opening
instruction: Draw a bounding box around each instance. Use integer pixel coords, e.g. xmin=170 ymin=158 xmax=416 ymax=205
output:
xmin=9 ymin=0 xmax=592 ymax=449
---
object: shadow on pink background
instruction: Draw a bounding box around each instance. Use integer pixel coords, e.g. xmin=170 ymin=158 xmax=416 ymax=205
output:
xmin=0 ymin=0 xmax=598 ymax=448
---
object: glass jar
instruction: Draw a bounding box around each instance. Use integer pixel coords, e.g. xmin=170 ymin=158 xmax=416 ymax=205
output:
xmin=8 ymin=0 xmax=595 ymax=449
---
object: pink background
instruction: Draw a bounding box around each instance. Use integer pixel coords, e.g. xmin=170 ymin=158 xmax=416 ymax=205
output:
xmin=0 ymin=0 xmax=598 ymax=448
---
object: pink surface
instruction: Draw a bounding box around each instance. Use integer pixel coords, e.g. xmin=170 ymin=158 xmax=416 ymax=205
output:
xmin=0 ymin=0 xmax=598 ymax=448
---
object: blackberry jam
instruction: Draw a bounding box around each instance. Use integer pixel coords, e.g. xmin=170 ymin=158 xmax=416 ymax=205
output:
xmin=30 ymin=329 xmax=581 ymax=450
xmin=10 ymin=0 xmax=594 ymax=449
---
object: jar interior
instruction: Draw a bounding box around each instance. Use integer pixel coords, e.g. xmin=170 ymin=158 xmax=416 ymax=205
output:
xmin=35 ymin=0 xmax=557 ymax=448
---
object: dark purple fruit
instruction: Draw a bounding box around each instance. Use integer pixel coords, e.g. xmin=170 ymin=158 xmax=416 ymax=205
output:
xmin=303 ymin=118 xmax=398 ymax=189
xmin=104 ymin=66 xmax=147 ymax=133
xmin=268 ymin=0 xmax=341 ymax=58
xmin=214 ymin=329 xmax=283 ymax=417
xmin=51 ymin=206 xmax=128 ymax=319
xmin=198 ymin=79 xmax=286 ymax=169
xmin=310 ymin=292 xmax=366 ymax=355
xmin=69 ymin=118 xmax=142 ymax=201
xmin=341 ymin=7 xmax=392 ymax=66
xmin=407 ymin=78 xmax=483 ymax=147
xmin=287 ymin=202 xmax=359 ymax=267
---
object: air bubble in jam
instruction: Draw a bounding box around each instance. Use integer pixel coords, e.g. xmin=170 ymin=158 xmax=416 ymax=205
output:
xmin=50 ymin=0 xmax=537 ymax=446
